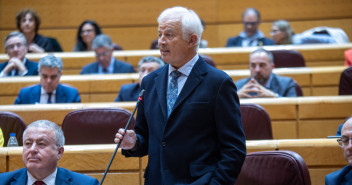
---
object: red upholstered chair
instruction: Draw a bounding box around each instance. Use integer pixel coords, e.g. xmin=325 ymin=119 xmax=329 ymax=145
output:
xmin=0 ymin=111 xmax=26 ymax=146
xmin=240 ymin=103 xmax=273 ymax=140
xmin=62 ymin=108 xmax=135 ymax=145
xmin=339 ymin=66 xmax=352 ymax=95
xmin=235 ymin=151 xmax=311 ymax=185
xmin=271 ymin=50 xmax=306 ymax=68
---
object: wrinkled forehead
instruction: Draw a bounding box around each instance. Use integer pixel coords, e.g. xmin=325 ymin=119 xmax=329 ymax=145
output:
xmin=342 ymin=118 xmax=352 ymax=137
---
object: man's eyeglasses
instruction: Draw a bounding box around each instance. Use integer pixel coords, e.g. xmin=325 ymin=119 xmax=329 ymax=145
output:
xmin=337 ymin=137 xmax=352 ymax=147
xmin=243 ymin=21 xmax=258 ymax=26
xmin=96 ymin=51 xmax=111 ymax=57
xmin=6 ymin=43 xmax=24 ymax=50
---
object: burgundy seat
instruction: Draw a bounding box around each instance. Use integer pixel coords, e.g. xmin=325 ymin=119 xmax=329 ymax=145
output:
xmin=294 ymin=81 xmax=303 ymax=96
xmin=271 ymin=50 xmax=306 ymax=68
xmin=62 ymin=108 xmax=135 ymax=145
xmin=235 ymin=151 xmax=311 ymax=185
xmin=339 ymin=66 xmax=352 ymax=95
xmin=0 ymin=111 xmax=26 ymax=146
xmin=240 ymin=103 xmax=273 ymax=140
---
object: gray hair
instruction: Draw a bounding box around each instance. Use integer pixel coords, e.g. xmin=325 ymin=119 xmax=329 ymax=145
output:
xmin=138 ymin=56 xmax=165 ymax=71
xmin=250 ymin=48 xmax=274 ymax=64
xmin=38 ymin=55 xmax=63 ymax=73
xmin=4 ymin=31 xmax=27 ymax=48
xmin=272 ymin=20 xmax=293 ymax=44
xmin=242 ymin=8 xmax=261 ymax=21
xmin=92 ymin=34 xmax=113 ymax=50
xmin=23 ymin=120 xmax=65 ymax=148
xmin=157 ymin=6 xmax=203 ymax=48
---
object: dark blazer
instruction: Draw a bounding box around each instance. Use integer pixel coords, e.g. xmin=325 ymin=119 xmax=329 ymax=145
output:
xmin=115 ymin=83 xmax=140 ymax=102
xmin=325 ymin=165 xmax=352 ymax=185
xmin=123 ymin=57 xmax=246 ymax=185
xmin=14 ymin=84 xmax=81 ymax=104
xmin=235 ymin=74 xmax=297 ymax=97
xmin=226 ymin=36 xmax=274 ymax=47
xmin=0 ymin=167 xmax=99 ymax=185
xmin=0 ymin=59 xmax=38 ymax=76
xmin=80 ymin=59 xmax=135 ymax=74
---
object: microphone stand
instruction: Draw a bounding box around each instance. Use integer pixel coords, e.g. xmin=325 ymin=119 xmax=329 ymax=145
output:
xmin=100 ymin=89 xmax=145 ymax=185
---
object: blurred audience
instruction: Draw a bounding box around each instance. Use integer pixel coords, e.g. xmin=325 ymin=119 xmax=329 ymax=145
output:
xmin=73 ymin=20 xmax=122 ymax=51
xmin=270 ymin=20 xmax=349 ymax=45
xmin=115 ymin=56 xmax=164 ymax=101
xmin=0 ymin=31 xmax=38 ymax=77
xmin=14 ymin=55 xmax=80 ymax=104
xmin=226 ymin=8 xmax=274 ymax=47
xmin=16 ymin=9 xmax=62 ymax=52
xmin=345 ymin=49 xmax=352 ymax=67
xmin=235 ymin=48 xmax=297 ymax=98
xmin=80 ymin=34 xmax=135 ymax=74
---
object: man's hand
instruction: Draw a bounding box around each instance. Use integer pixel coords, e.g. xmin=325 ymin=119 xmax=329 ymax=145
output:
xmin=238 ymin=78 xmax=278 ymax=98
xmin=114 ymin=129 xmax=137 ymax=149
xmin=2 ymin=58 xmax=27 ymax=75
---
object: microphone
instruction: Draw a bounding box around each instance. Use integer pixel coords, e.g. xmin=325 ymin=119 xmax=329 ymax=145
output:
xmin=100 ymin=89 xmax=145 ymax=185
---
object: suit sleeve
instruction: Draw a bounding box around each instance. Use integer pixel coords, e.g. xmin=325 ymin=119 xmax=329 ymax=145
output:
xmin=210 ymin=76 xmax=246 ymax=185
xmin=284 ymin=79 xmax=297 ymax=97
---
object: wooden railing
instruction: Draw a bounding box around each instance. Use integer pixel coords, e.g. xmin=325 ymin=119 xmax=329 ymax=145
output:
xmin=0 ymin=139 xmax=345 ymax=185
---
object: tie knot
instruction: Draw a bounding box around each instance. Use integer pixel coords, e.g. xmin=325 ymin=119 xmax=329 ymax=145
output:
xmin=34 ymin=181 xmax=45 ymax=185
xmin=170 ymin=70 xmax=182 ymax=79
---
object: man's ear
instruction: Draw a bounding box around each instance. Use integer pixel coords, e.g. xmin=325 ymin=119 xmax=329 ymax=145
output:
xmin=57 ymin=146 xmax=64 ymax=160
xmin=188 ymin=34 xmax=198 ymax=48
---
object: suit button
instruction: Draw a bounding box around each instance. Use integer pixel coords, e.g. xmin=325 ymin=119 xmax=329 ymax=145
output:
xmin=162 ymin=141 xmax=166 ymax=147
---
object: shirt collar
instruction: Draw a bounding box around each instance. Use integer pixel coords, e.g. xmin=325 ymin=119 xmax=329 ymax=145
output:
xmin=168 ymin=54 xmax=199 ymax=76
xmin=41 ymin=87 xmax=57 ymax=95
xmin=27 ymin=167 xmax=57 ymax=185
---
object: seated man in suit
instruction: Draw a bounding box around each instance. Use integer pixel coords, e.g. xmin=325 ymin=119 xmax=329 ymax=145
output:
xmin=235 ymin=48 xmax=297 ymax=98
xmin=14 ymin=55 xmax=81 ymax=104
xmin=326 ymin=116 xmax=352 ymax=184
xmin=80 ymin=34 xmax=135 ymax=74
xmin=0 ymin=119 xmax=99 ymax=184
xmin=226 ymin=8 xmax=274 ymax=47
xmin=0 ymin=31 xmax=38 ymax=77
xmin=115 ymin=56 xmax=164 ymax=101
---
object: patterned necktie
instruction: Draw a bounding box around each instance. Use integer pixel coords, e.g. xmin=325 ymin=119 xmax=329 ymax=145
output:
xmin=34 ymin=181 xmax=45 ymax=185
xmin=47 ymin=93 xmax=52 ymax=104
xmin=167 ymin=70 xmax=182 ymax=117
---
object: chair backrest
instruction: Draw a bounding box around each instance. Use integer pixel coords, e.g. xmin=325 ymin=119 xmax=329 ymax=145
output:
xmin=235 ymin=151 xmax=311 ymax=185
xmin=271 ymin=50 xmax=306 ymax=68
xmin=0 ymin=111 xmax=26 ymax=146
xmin=62 ymin=108 xmax=135 ymax=145
xmin=339 ymin=66 xmax=352 ymax=95
xmin=240 ymin=103 xmax=273 ymax=140
xmin=294 ymin=81 xmax=303 ymax=96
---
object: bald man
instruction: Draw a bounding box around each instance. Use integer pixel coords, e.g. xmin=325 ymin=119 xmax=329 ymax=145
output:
xmin=326 ymin=116 xmax=352 ymax=185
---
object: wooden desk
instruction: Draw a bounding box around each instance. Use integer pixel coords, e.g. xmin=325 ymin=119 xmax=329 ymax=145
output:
xmin=0 ymin=139 xmax=345 ymax=185
xmin=0 ymin=96 xmax=351 ymax=139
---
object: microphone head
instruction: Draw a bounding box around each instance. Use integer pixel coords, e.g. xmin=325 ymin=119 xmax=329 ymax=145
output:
xmin=138 ymin=89 xmax=145 ymax=100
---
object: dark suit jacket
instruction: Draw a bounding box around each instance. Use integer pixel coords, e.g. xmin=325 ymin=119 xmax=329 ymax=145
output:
xmin=0 ymin=167 xmax=99 ymax=185
xmin=226 ymin=36 xmax=274 ymax=47
xmin=80 ymin=59 xmax=135 ymax=74
xmin=115 ymin=83 xmax=140 ymax=102
xmin=235 ymin=74 xmax=297 ymax=97
xmin=0 ymin=59 xmax=38 ymax=76
xmin=325 ymin=165 xmax=352 ymax=185
xmin=14 ymin=84 xmax=81 ymax=104
xmin=123 ymin=57 xmax=246 ymax=185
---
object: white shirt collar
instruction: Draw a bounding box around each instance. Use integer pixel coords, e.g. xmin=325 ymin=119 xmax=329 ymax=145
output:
xmin=168 ymin=54 xmax=199 ymax=76
xmin=27 ymin=167 xmax=57 ymax=185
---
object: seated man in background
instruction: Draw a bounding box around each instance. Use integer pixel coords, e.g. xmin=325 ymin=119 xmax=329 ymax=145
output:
xmin=15 ymin=55 xmax=80 ymax=104
xmin=326 ymin=116 xmax=352 ymax=184
xmin=235 ymin=48 xmax=297 ymax=98
xmin=0 ymin=31 xmax=38 ymax=77
xmin=0 ymin=120 xmax=99 ymax=184
xmin=115 ymin=56 xmax=164 ymax=101
xmin=226 ymin=8 xmax=274 ymax=47
xmin=80 ymin=34 xmax=135 ymax=74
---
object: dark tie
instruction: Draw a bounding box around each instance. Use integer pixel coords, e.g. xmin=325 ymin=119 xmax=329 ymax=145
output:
xmin=167 ymin=70 xmax=182 ymax=117
xmin=34 ymin=181 xmax=45 ymax=185
xmin=103 ymin=68 xmax=108 ymax=73
xmin=47 ymin=93 xmax=52 ymax=104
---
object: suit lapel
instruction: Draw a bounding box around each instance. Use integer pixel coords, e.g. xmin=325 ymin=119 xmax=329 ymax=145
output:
xmin=55 ymin=167 xmax=72 ymax=185
xmin=172 ymin=58 xmax=207 ymax=114
xmin=56 ymin=84 xmax=66 ymax=103
xmin=10 ymin=168 xmax=27 ymax=185
xmin=154 ymin=66 xmax=169 ymax=120
xmin=32 ymin=85 xmax=41 ymax=104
